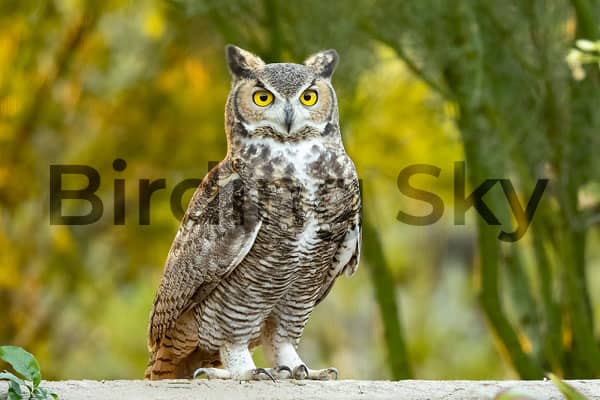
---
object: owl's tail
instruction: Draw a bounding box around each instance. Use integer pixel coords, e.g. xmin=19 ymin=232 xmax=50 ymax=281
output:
xmin=144 ymin=337 xmax=179 ymax=380
xmin=145 ymin=337 xmax=221 ymax=380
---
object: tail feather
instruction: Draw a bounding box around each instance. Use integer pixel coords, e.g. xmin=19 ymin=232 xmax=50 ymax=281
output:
xmin=145 ymin=338 xmax=221 ymax=380
xmin=145 ymin=337 xmax=178 ymax=379
xmin=146 ymin=309 xmax=221 ymax=379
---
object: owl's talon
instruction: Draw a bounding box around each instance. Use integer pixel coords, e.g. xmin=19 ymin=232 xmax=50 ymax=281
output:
xmin=252 ymin=367 xmax=276 ymax=382
xmin=324 ymin=367 xmax=339 ymax=380
xmin=193 ymin=367 xmax=232 ymax=379
xmin=293 ymin=364 xmax=309 ymax=380
xmin=193 ymin=368 xmax=209 ymax=379
xmin=272 ymin=365 xmax=292 ymax=379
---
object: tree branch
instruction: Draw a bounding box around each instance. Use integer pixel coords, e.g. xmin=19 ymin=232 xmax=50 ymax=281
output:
xmin=362 ymin=209 xmax=413 ymax=379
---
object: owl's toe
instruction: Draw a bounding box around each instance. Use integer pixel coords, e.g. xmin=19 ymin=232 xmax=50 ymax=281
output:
xmin=250 ymin=367 xmax=276 ymax=382
xmin=321 ymin=367 xmax=339 ymax=380
xmin=292 ymin=364 xmax=309 ymax=380
xmin=270 ymin=365 xmax=293 ymax=379
xmin=193 ymin=367 xmax=231 ymax=379
xmin=193 ymin=367 xmax=275 ymax=381
xmin=292 ymin=365 xmax=338 ymax=380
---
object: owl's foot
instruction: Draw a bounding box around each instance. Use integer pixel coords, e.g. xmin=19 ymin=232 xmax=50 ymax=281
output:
xmin=292 ymin=364 xmax=339 ymax=380
xmin=264 ymin=340 xmax=339 ymax=380
xmin=193 ymin=367 xmax=275 ymax=381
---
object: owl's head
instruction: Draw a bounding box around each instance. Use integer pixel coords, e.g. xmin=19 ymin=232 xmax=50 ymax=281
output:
xmin=224 ymin=45 xmax=339 ymax=144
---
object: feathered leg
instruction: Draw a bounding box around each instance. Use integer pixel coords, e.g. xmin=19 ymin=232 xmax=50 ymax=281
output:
xmin=194 ymin=342 xmax=274 ymax=381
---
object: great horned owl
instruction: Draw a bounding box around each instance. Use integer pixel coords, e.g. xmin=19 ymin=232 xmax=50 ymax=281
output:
xmin=145 ymin=45 xmax=361 ymax=381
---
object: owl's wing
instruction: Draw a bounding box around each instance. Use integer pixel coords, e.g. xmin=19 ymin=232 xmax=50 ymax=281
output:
xmin=148 ymin=160 xmax=261 ymax=343
xmin=315 ymin=180 xmax=362 ymax=305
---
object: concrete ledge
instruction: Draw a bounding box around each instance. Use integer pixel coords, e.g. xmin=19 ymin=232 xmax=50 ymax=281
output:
xmin=2 ymin=379 xmax=600 ymax=400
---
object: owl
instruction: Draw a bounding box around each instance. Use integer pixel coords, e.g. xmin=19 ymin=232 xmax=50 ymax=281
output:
xmin=145 ymin=45 xmax=361 ymax=381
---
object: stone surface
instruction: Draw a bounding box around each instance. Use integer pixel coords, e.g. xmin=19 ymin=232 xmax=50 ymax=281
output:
xmin=2 ymin=379 xmax=600 ymax=400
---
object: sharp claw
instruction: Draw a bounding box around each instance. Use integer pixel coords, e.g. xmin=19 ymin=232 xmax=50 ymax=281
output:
xmin=326 ymin=367 xmax=339 ymax=380
xmin=293 ymin=364 xmax=309 ymax=380
xmin=253 ymin=367 xmax=276 ymax=382
xmin=193 ymin=368 xmax=209 ymax=379
xmin=274 ymin=365 xmax=292 ymax=377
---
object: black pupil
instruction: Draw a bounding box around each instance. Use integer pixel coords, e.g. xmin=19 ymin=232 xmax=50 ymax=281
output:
xmin=304 ymin=93 xmax=312 ymax=101
xmin=260 ymin=94 xmax=268 ymax=101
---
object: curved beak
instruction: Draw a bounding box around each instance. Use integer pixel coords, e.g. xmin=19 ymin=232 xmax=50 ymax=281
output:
xmin=284 ymin=103 xmax=294 ymax=133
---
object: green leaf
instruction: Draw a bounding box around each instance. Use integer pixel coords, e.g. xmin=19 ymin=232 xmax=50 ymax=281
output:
xmin=33 ymin=387 xmax=58 ymax=400
xmin=0 ymin=347 xmax=41 ymax=387
xmin=0 ymin=371 xmax=25 ymax=387
xmin=7 ymin=380 xmax=22 ymax=400
xmin=0 ymin=372 xmax=25 ymax=400
xmin=7 ymin=389 xmax=22 ymax=400
xmin=32 ymin=385 xmax=58 ymax=400
xmin=547 ymin=373 xmax=589 ymax=400
xmin=33 ymin=388 xmax=46 ymax=399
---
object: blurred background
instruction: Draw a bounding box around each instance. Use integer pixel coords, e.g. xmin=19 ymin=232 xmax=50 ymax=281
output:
xmin=1 ymin=0 xmax=600 ymax=380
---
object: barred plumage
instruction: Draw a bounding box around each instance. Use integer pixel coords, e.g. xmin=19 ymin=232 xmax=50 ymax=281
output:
xmin=146 ymin=45 xmax=361 ymax=381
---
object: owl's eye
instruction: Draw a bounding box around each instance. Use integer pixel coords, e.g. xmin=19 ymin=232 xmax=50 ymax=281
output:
xmin=300 ymin=89 xmax=318 ymax=106
xmin=253 ymin=90 xmax=274 ymax=107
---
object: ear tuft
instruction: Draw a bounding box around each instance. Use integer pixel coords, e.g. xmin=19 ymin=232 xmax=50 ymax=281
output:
xmin=304 ymin=49 xmax=339 ymax=79
xmin=225 ymin=45 xmax=265 ymax=79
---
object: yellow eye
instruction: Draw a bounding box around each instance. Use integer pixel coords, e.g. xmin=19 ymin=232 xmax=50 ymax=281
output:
xmin=253 ymin=90 xmax=273 ymax=107
xmin=300 ymin=89 xmax=318 ymax=106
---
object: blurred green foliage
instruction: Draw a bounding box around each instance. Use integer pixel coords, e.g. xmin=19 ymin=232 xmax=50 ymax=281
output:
xmin=0 ymin=0 xmax=599 ymax=381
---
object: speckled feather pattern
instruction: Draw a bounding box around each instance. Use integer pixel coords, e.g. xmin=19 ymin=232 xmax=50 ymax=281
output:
xmin=146 ymin=47 xmax=361 ymax=380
